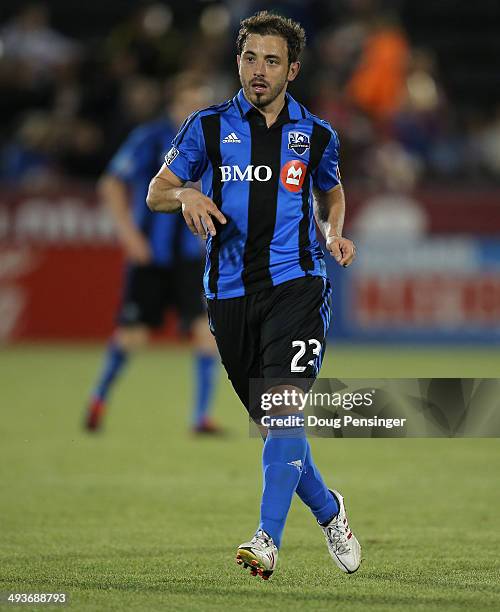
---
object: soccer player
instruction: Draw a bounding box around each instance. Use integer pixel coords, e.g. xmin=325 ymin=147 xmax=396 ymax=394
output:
xmin=147 ymin=13 xmax=361 ymax=578
xmin=85 ymin=75 xmax=220 ymax=434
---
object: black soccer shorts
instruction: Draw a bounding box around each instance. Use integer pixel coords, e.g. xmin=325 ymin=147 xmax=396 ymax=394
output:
xmin=207 ymin=276 xmax=332 ymax=420
xmin=117 ymin=259 xmax=205 ymax=330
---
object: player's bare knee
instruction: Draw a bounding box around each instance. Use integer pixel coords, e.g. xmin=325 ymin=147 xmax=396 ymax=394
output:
xmin=262 ymin=384 xmax=305 ymax=418
xmin=192 ymin=316 xmax=217 ymax=353
xmin=114 ymin=326 xmax=150 ymax=351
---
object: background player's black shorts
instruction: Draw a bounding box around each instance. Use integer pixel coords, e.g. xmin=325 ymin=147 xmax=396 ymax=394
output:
xmin=117 ymin=259 xmax=205 ymax=330
xmin=207 ymin=276 xmax=332 ymax=420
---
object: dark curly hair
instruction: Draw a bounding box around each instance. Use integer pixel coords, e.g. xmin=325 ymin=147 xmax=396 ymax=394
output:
xmin=236 ymin=11 xmax=306 ymax=65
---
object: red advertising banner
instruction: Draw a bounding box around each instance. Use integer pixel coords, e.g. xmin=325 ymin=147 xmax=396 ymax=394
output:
xmin=326 ymin=236 xmax=500 ymax=342
xmin=0 ymin=187 xmax=126 ymax=341
xmin=0 ymin=244 xmax=122 ymax=341
xmin=1 ymin=185 xmax=500 ymax=342
xmin=354 ymin=274 xmax=500 ymax=328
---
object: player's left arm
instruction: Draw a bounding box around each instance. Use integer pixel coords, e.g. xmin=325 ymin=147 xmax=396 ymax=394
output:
xmin=313 ymin=184 xmax=356 ymax=267
xmin=312 ymin=126 xmax=355 ymax=267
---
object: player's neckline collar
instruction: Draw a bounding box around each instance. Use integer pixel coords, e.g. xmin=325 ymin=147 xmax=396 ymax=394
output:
xmin=247 ymin=101 xmax=291 ymax=130
xmin=235 ymin=89 xmax=302 ymax=122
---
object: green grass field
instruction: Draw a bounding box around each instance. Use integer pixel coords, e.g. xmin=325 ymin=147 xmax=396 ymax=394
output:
xmin=1 ymin=344 xmax=499 ymax=611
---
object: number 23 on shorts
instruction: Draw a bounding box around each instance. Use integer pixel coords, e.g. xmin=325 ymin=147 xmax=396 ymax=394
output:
xmin=291 ymin=339 xmax=321 ymax=373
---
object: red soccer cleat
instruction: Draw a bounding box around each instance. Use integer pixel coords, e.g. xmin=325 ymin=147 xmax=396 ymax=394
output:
xmin=191 ymin=417 xmax=225 ymax=436
xmin=85 ymin=397 xmax=106 ymax=432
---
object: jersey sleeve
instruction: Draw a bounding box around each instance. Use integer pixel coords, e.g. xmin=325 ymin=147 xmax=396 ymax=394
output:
xmin=164 ymin=113 xmax=206 ymax=183
xmin=312 ymin=128 xmax=341 ymax=192
xmin=107 ymin=128 xmax=153 ymax=183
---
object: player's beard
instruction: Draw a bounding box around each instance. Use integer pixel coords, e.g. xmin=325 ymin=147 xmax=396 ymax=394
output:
xmin=241 ymin=74 xmax=289 ymax=110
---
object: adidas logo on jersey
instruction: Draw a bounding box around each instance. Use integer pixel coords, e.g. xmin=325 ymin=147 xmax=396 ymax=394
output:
xmin=222 ymin=132 xmax=241 ymax=143
xmin=287 ymin=459 xmax=303 ymax=471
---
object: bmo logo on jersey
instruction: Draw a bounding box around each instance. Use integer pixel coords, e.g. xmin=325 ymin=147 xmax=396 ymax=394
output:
xmin=219 ymin=165 xmax=272 ymax=182
xmin=280 ymin=160 xmax=307 ymax=192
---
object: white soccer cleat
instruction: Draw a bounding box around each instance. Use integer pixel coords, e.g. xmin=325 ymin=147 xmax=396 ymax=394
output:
xmin=236 ymin=529 xmax=278 ymax=580
xmin=321 ymin=490 xmax=362 ymax=574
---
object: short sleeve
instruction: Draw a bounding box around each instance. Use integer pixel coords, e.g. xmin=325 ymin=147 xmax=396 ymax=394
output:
xmin=164 ymin=112 xmax=206 ymax=183
xmin=313 ymin=128 xmax=341 ymax=192
xmin=107 ymin=128 xmax=153 ymax=183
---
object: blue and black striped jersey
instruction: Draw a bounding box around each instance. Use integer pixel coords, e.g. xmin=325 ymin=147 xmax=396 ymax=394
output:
xmin=165 ymin=89 xmax=341 ymax=299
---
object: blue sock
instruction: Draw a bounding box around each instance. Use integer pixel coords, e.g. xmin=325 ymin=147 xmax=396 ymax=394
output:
xmin=93 ymin=340 xmax=128 ymax=402
xmin=259 ymin=421 xmax=307 ymax=548
xmin=192 ymin=353 xmax=217 ymax=426
xmin=295 ymin=441 xmax=339 ymax=524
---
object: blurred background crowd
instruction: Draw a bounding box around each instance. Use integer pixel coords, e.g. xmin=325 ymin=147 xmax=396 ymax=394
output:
xmin=1 ymin=0 xmax=499 ymax=191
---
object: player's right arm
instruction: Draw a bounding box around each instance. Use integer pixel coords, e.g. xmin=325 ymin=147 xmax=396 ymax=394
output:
xmin=146 ymin=113 xmax=226 ymax=240
xmin=147 ymin=165 xmax=226 ymax=240
xmin=99 ymin=174 xmax=151 ymax=264
xmin=100 ymin=126 xmax=158 ymax=264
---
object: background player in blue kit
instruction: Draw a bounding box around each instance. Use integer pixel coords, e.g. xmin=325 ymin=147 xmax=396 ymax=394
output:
xmin=85 ymin=75 xmax=220 ymax=434
xmin=147 ymin=12 xmax=360 ymax=579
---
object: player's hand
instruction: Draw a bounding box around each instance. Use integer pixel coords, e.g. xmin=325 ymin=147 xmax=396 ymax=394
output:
xmin=326 ymin=235 xmax=356 ymax=267
xmin=121 ymin=229 xmax=152 ymax=264
xmin=180 ymin=188 xmax=227 ymax=240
